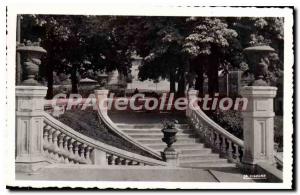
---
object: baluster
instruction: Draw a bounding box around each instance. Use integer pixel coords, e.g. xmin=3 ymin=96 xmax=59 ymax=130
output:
xmin=63 ymin=136 xmax=70 ymax=163
xmin=111 ymin=155 xmax=117 ymax=165
xmin=210 ymin=130 xmax=215 ymax=148
xmin=205 ymin=126 xmax=211 ymax=145
xmin=47 ymin=127 xmax=55 ymax=158
xmin=73 ymin=141 xmax=81 ymax=163
xmin=233 ymin=144 xmax=240 ymax=162
xmin=78 ymin=143 xmax=86 ymax=163
xmin=68 ymin=138 xmax=76 ymax=163
xmin=107 ymin=154 xmax=115 ymax=165
xmin=43 ymin=125 xmax=51 ymax=152
xmin=215 ymin=133 xmax=221 ymax=151
xmin=198 ymin=124 xmax=204 ymax=133
xmin=115 ymin=157 xmax=121 ymax=165
xmin=85 ymin=146 xmax=92 ymax=164
xmin=227 ymin=140 xmax=233 ymax=160
xmin=121 ymin=158 xmax=127 ymax=165
xmin=57 ymin=133 xmax=65 ymax=163
xmin=221 ymin=136 xmax=227 ymax=155
xmin=52 ymin=130 xmax=61 ymax=160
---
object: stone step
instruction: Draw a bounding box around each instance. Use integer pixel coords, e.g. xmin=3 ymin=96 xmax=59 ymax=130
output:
xmin=178 ymin=148 xmax=213 ymax=155
xmin=180 ymin=162 xmax=236 ymax=169
xmin=123 ymin=129 xmax=195 ymax=134
xmin=130 ymin=133 xmax=198 ymax=139
xmin=116 ymin=123 xmax=190 ymax=129
xmin=179 ymin=158 xmax=228 ymax=166
xmin=179 ymin=153 xmax=220 ymax=161
xmin=137 ymin=138 xmax=197 ymax=144
xmin=148 ymin=143 xmax=206 ymax=150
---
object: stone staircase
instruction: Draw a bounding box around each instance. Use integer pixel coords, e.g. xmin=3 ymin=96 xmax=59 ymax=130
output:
xmin=115 ymin=122 xmax=236 ymax=168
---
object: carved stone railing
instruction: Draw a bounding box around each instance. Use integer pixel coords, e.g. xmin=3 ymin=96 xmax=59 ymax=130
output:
xmin=43 ymin=112 xmax=167 ymax=166
xmin=94 ymin=90 xmax=163 ymax=160
xmin=187 ymin=107 xmax=244 ymax=164
xmin=43 ymin=93 xmax=164 ymax=160
xmin=186 ymin=90 xmax=244 ymax=164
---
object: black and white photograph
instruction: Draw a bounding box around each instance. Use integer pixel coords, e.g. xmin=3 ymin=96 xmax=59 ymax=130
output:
xmin=4 ymin=4 xmax=294 ymax=190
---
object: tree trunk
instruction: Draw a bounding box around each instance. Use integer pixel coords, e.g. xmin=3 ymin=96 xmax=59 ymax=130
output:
xmin=207 ymin=57 xmax=219 ymax=96
xmin=195 ymin=64 xmax=204 ymax=96
xmin=177 ymin=72 xmax=185 ymax=97
xmin=177 ymin=60 xmax=188 ymax=97
xmin=169 ymin=68 xmax=176 ymax=93
xmin=45 ymin=45 xmax=54 ymax=99
xmin=71 ymin=65 xmax=78 ymax=94
xmin=45 ymin=61 xmax=54 ymax=99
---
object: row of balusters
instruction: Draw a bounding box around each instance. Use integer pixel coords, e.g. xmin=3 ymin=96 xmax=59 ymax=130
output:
xmin=190 ymin=112 xmax=243 ymax=163
xmin=106 ymin=154 xmax=148 ymax=166
xmin=43 ymin=123 xmax=94 ymax=164
xmin=43 ymin=122 xmax=151 ymax=166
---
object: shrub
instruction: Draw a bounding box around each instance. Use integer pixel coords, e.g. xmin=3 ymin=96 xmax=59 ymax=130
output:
xmin=209 ymin=110 xmax=243 ymax=139
xmin=209 ymin=110 xmax=283 ymax=152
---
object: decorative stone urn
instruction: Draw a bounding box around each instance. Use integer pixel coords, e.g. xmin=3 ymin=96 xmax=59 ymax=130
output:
xmin=96 ymin=72 xmax=108 ymax=89
xmin=243 ymin=45 xmax=275 ymax=86
xmin=17 ymin=40 xmax=47 ymax=85
xmin=161 ymin=120 xmax=179 ymax=166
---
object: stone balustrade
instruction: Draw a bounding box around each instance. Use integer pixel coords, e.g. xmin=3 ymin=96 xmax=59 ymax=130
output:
xmin=15 ymin=86 xmax=167 ymax=173
xmin=189 ymin=103 xmax=243 ymax=163
xmin=42 ymin=112 xmax=167 ymax=167
xmin=43 ymin=120 xmax=151 ymax=166
xmin=186 ymin=89 xmax=280 ymax=172
xmin=43 ymin=122 xmax=93 ymax=164
xmin=186 ymin=96 xmax=244 ymax=164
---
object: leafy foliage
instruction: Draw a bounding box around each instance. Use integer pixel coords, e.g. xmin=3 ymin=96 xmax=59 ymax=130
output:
xmin=210 ymin=110 xmax=243 ymax=139
xmin=19 ymin=15 xmax=284 ymax=97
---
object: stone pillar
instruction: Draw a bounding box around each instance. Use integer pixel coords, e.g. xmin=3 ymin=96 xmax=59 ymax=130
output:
xmin=94 ymin=90 xmax=109 ymax=115
xmin=16 ymin=86 xmax=48 ymax=173
xmin=240 ymin=86 xmax=277 ymax=166
xmin=90 ymin=149 xmax=107 ymax=165
xmin=186 ymin=89 xmax=199 ymax=117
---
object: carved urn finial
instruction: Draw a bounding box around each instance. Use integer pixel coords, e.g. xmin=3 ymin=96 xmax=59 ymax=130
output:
xmin=161 ymin=120 xmax=178 ymax=152
xmin=161 ymin=119 xmax=179 ymax=166
xmin=243 ymin=45 xmax=276 ymax=86
xmin=96 ymin=71 xmax=108 ymax=89
xmin=17 ymin=39 xmax=47 ymax=85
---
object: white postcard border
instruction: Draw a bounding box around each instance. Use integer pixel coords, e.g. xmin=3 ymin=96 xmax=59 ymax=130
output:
xmin=5 ymin=5 xmax=294 ymax=189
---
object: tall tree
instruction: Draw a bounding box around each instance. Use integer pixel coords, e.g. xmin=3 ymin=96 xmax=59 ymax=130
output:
xmin=183 ymin=17 xmax=238 ymax=95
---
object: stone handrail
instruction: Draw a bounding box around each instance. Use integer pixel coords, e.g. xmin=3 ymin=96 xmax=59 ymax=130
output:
xmin=95 ymin=99 xmax=163 ymax=160
xmin=43 ymin=112 xmax=167 ymax=166
xmin=43 ymin=96 xmax=164 ymax=159
xmin=186 ymin=103 xmax=244 ymax=163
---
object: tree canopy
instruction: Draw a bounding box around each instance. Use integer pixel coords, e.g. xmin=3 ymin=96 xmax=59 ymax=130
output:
xmin=19 ymin=15 xmax=284 ymax=98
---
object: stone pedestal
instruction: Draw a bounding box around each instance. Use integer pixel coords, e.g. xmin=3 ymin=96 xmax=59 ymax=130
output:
xmin=15 ymin=86 xmax=48 ymax=173
xmin=94 ymin=90 xmax=109 ymax=114
xmin=240 ymin=86 xmax=277 ymax=166
xmin=161 ymin=149 xmax=179 ymax=167
xmin=90 ymin=149 xmax=107 ymax=165
xmin=186 ymin=89 xmax=199 ymax=117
